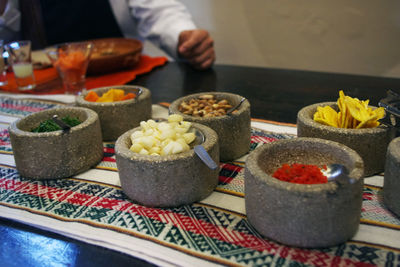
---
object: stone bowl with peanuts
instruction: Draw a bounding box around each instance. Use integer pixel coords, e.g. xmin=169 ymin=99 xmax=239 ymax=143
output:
xmin=115 ymin=115 xmax=219 ymax=207
xmin=169 ymin=92 xmax=251 ymax=162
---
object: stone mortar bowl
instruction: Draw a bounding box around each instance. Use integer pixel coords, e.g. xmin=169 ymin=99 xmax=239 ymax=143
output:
xmin=76 ymin=85 xmax=152 ymax=141
xmin=245 ymin=137 xmax=364 ymax=248
xmin=9 ymin=107 xmax=103 ymax=179
xmin=115 ymin=122 xmax=219 ymax=207
xmin=169 ymin=92 xmax=251 ymax=162
xmin=384 ymin=137 xmax=400 ymax=217
xmin=297 ymin=102 xmax=394 ymax=176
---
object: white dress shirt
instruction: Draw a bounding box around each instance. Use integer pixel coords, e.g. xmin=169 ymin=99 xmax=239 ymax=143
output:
xmin=0 ymin=0 xmax=197 ymax=58
xmin=111 ymin=0 xmax=196 ymax=58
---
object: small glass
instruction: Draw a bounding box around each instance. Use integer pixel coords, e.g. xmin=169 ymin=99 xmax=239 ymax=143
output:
xmin=5 ymin=40 xmax=36 ymax=91
xmin=46 ymin=41 xmax=93 ymax=95
xmin=0 ymin=40 xmax=7 ymax=86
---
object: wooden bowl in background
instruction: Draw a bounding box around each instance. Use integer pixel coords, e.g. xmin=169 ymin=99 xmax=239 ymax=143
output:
xmin=87 ymin=38 xmax=142 ymax=75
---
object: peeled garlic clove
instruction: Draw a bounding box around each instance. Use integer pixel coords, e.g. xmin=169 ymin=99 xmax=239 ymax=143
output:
xmin=168 ymin=114 xmax=183 ymax=123
xmin=183 ymin=132 xmax=196 ymax=144
xmin=130 ymin=143 xmax=144 ymax=153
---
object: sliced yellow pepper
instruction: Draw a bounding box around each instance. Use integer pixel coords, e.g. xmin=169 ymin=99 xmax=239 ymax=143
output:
xmin=313 ymin=106 xmax=339 ymax=127
xmin=314 ymin=90 xmax=385 ymax=129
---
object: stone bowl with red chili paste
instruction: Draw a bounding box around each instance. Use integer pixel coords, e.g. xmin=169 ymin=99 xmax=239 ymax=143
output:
xmin=244 ymin=137 xmax=364 ymax=248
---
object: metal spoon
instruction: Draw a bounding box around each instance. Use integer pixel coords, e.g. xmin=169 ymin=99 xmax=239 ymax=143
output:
xmin=192 ymin=129 xmax=219 ymax=170
xmin=226 ymin=97 xmax=246 ymax=115
xmin=51 ymin=115 xmax=71 ymax=132
xmin=194 ymin=145 xmax=218 ymax=170
xmin=321 ymin=164 xmax=356 ymax=185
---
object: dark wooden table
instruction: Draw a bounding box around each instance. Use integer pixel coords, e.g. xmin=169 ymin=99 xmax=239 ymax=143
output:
xmin=1 ymin=62 xmax=400 ymax=266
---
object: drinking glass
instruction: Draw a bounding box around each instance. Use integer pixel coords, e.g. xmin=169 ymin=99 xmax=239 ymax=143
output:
xmin=0 ymin=40 xmax=7 ymax=86
xmin=46 ymin=41 xmax=93 ymax=95
xmin=5 ymin=40 xmax=36 ymax=90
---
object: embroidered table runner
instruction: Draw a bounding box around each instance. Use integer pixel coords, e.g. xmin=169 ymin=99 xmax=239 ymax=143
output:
xmin=0 ymin=96 xmax=399 ymax=266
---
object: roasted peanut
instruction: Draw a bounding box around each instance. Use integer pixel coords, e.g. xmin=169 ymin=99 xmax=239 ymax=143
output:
xmin=178 ymin=94 xmax=235 ymax=117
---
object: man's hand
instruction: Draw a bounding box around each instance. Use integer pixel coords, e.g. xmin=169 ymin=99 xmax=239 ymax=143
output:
xmin=178 ymin=29 xmax=215 ymax=70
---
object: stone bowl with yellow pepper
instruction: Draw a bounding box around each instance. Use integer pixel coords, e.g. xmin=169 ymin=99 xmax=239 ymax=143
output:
xmin=297 ymin=91 xmax=394 ymax=176
xmin=76 ymin=85 xmax=152 ymax=141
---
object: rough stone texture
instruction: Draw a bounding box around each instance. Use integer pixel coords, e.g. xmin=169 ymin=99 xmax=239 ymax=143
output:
xmin=76 ymin=85 xmax=152 ymax=141
xmin=9 ymin=107 xmax=103 ymax=179
xmin=115 ymin=123 xmax=219 ymax=207
xmin=297 ymin=102 xmax=394 ymax=176
xmin=384 ymin=137 xmax=400 ymax=217
xmin=245 ymin=137 xmax=364 ymax=248
xmin=169 ymin=92 xmax=251 ymax=162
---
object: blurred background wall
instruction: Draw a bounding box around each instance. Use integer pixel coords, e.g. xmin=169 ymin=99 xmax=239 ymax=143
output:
xmin=144 ymin=0 xmax=400 ymax=78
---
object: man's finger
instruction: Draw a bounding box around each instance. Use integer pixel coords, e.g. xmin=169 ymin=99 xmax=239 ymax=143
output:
xmin=178 ymin=30 xmax=208 ymax=54
xmin=188 ymin=47 xmax=215 ymax=69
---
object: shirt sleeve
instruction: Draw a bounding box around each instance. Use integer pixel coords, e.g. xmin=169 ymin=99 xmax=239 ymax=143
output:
xmin=0 ymin=1 xmax=21 ymax=32
xmin=127 ymin=0 xmax=197 ymax=59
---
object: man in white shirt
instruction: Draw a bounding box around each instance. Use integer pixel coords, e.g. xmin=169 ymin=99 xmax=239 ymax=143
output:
xmin=0 ymin=0 xmax=215 ymax=70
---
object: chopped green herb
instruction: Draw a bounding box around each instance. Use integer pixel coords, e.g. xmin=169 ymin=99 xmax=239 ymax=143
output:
xmin=31 ymin=116 xmax=82 ymax=133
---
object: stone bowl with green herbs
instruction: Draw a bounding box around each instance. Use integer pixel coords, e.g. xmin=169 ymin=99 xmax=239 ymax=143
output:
xmin=9 ymin=107 xmax=103 ymax=179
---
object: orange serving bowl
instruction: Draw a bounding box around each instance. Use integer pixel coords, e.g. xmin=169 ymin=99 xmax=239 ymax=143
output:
xmin=87 ymin=38 xmax=142 ymax=75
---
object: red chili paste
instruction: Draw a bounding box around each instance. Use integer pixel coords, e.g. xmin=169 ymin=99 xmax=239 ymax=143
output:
xmin=272 ymin=163 xmax=328 ymax=184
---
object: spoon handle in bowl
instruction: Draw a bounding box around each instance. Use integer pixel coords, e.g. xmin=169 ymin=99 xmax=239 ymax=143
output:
xmin=194 ymin=145 xmax=218 ymax=170
xmin=52 ymin=115 xmax=71 ymax=132
xmin=226 ymin=97 xmax=246 ymax=115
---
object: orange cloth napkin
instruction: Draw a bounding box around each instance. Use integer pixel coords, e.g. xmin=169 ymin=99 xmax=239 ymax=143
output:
xmin=0 ymin=55 xmax=168 ymax=95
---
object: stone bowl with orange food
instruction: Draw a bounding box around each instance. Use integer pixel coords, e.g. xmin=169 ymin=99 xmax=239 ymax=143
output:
xmin=297 ymin=92 xmax=394 ymax=176
xmin=245 ymin=137 xmax=364 ymax=248
xmin=76 ymin=85 xmax=152 ymax=141
xmin=169 ymin=92 xmax=251 ymax=162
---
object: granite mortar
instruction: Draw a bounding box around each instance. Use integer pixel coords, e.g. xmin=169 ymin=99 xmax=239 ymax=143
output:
xmin=115 ymin=122 xmax=219 ymax=207
xmin=169 ymin=92 xmax=251 ymax=162
xmin=76 ymin=85 xmax=152 ymax=141
xmin=9 ymin=107 xmax=103 ymax=179
xmin=245 ymin=137 xmax=364 ymax=248
xmin=384 ymin=137 xmax=400 ymax=217
xmin=297 ymin=102 xmax=394 ymax=176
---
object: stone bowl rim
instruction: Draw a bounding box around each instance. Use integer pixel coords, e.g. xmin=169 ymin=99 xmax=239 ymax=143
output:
xmin=115 ymin=122 xmax=218 ymax=163
xmin=76 ymin=85 xmax=149 ymax=107
xmin=246 ymin=137 xmax=364 ymax=194
xmin=169 ymin=91 xmax=249 ymax=122
xmin=298 ymin=101 xmax=389 ymax=134
xmin=9 ymin=107 xmax=99 ymax=137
